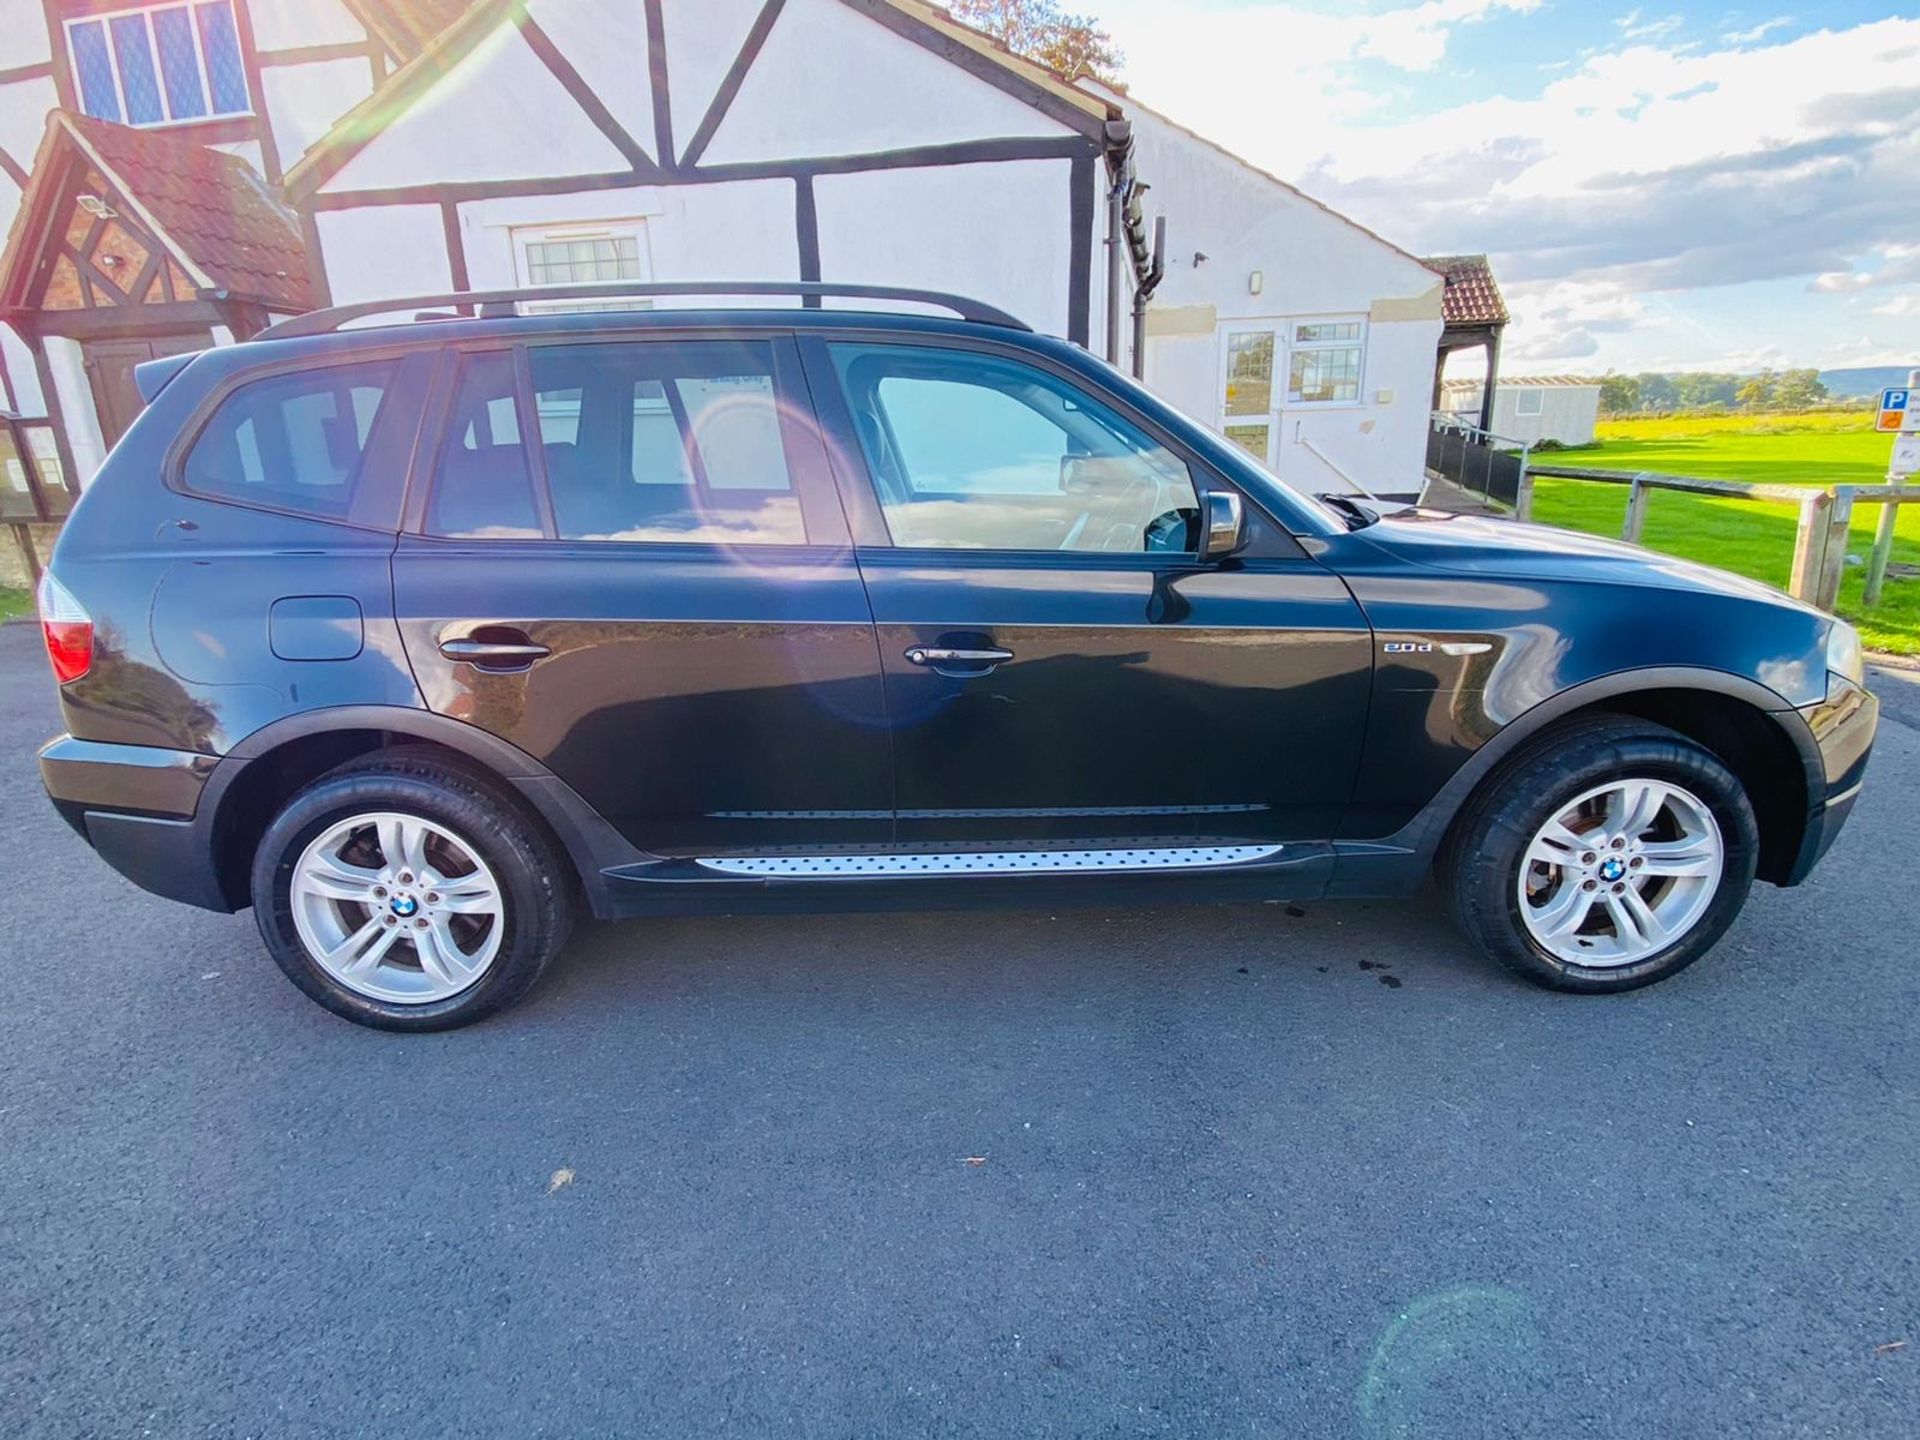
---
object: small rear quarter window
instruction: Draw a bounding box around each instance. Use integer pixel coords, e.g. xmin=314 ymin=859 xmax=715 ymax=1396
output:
xmin=181 ymin=360 xmax=398 ymax=518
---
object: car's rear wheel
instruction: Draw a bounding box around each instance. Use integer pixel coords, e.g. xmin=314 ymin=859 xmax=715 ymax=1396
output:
xmin=1441 ymin=716 xmax=1759 ymax=991
xmin=251 ymin=750 xmax=574 ymax=1030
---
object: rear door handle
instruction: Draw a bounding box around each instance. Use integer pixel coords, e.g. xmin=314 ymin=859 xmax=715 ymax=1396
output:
xmin=439 ymin=636 xmax=551 ymax=671
xmin=905 ymin=645 xmax=1014 ymax=677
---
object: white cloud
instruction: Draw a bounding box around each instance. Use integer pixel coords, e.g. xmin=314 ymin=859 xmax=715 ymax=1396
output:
xmin=1813 ymin=336 xmax=1920 ymax=368
xmin=1619 ymin=11 xmax=1684 ymax=43
xmin=1726 ymin=17 xmax=1791 ymax=45
xmin=1099 ymin=7 xmax=1920 ymax=366
xmin=1809 ymin=245 xmax=1920 ymax=294
xmin=1872 ymin=293 xmax=1920 ymax=319
xmin=1504 ymin=277 xmax=1656 ymax=361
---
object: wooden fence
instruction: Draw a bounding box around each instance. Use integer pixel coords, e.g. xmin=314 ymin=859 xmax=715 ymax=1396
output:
xmin=1524 ymin=465 xmax=1917 ymax=612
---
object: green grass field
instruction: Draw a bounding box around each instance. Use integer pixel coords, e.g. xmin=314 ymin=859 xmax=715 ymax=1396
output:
xmin=0 ymin=586 xmax=29 ymax=623
xmin=1524 ymin=411 xmax=1920 ymax=654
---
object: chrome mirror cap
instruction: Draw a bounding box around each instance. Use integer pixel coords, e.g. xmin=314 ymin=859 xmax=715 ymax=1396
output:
xmin=1199 ymin=491 xmax=1247 ymax=562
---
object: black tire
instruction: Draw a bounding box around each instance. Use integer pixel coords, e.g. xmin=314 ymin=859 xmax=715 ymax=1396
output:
xmin=250 ymin=748 xmax=575 ymax=1031
xmin=1440 ymin=715 xmax=1759 ymax=992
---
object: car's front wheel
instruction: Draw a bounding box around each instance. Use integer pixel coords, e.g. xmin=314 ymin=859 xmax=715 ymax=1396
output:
xmin=1442 ymin=716 xmax=1759 ymax=991
xmin=251 ymin=750 xmax=575 ymax=1030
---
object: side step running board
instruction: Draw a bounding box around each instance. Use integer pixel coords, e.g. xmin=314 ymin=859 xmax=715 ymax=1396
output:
xmin=695 ymin=845 xmax=1284 ymax=878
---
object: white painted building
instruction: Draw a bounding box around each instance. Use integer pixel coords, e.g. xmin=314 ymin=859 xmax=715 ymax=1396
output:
xmin=1101 ymin=89 xmax=1444 ymax=497
xmin=0 ymin=0 xmax=1454 ymax=528
xmin=1442 ymin=375 xmax=1602 ymax=447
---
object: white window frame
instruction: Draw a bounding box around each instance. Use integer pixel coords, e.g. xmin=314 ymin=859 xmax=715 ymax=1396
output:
xmin=511 ymin=223 xmax=654 ymax=314
xmin=64 ymin=1 xmax=252 ymax=130
xmin=1514 ymin=387 xmax=1544 ymax=417
xmin=1285 ymin=318 xmax=1367 ymax=408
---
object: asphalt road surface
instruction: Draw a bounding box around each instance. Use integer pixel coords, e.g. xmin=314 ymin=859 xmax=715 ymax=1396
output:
xmin=2 ymin=620 xmax=1916 ymax=1438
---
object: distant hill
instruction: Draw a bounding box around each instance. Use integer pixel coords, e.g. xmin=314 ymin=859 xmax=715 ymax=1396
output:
xmin=1819 ymin=366 xmax=1919 ymax=399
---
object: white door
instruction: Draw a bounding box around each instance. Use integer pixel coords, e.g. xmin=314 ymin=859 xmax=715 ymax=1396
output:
xmin=1218 ymin=325 xmax=1282 ymax=467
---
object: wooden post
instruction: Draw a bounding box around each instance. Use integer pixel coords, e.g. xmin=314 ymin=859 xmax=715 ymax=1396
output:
xmin=7 ymin=522 xmax=41 ymax=589
xmin=1815 ymin=486 xmax=1854 ymax=612
xmin=1864 ymin=480 xmax=1904 ymax=607
xmin=1622 ymin=473 xmax=1651 ymax=542
xmin=1788 ymin=490 xmax=1833 ymax=603
xmin=1514 ymin=445 xmax=1533 ymax=523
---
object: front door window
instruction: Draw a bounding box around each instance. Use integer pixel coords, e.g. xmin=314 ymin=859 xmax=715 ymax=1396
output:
xmin=828 ymin=343 xmax=1199 ymax=555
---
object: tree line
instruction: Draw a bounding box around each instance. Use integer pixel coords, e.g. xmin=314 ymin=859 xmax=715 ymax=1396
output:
xmin=1598 ymin=369 xmax=1831 ymax=416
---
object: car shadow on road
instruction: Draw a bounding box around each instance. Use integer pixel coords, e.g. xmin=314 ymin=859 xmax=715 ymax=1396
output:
xmin=524 ymin=890 xmax=1506 ymax=1028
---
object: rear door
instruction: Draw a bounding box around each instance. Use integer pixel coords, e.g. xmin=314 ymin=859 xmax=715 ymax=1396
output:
xmin=393 ymin=331 xmax=892 ymax=857
xmin=803 ymin=334 xmax=1374 ymax=849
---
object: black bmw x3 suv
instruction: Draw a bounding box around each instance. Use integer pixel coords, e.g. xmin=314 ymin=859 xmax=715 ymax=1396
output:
xmin=35 ymin=281 xmax=1877 ymax=1030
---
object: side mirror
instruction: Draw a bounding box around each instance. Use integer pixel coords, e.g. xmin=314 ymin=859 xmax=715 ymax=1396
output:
xmin=1198 ymin=491 xmax=1247 ymax=562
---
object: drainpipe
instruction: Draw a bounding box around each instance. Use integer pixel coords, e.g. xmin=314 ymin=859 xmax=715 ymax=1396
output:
xmin=1102 ymin=119 xmax=1133 ymax=366
xmin=1130 ymin=215 xmax=1166 ymax=381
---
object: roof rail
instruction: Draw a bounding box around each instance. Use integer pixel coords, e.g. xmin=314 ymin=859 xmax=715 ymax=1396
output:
xmin=259 ymin=281 xmax=1032 ymax=340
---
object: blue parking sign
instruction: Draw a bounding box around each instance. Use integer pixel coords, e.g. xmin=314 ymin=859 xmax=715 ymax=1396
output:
xmin=1885 ymin=388 xmax=1910 ymax=410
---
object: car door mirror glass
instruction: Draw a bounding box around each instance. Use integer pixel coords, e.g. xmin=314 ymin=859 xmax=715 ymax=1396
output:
xmin=1199 ymin=491 xmax=1246 ymax=562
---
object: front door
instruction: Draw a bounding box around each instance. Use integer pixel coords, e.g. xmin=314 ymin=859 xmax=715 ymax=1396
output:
xmin=393 ymin=333 xmax=892 ymax=857
xmin=806 ymin=335 xmax=1374 ymax=849
xmin=1217 ymin=320 xmax=1368 ymax=474
xmin=83 ymin=334 xmax=208 ymax=447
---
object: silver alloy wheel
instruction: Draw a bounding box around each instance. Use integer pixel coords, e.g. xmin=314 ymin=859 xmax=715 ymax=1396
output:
xmin=1516 ymin=778 xmax=1724 ymax=968
xmin=290 ymin=811 xmax=505 ymax=1004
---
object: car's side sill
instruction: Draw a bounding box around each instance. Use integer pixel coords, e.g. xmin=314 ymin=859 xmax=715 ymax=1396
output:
xmin=593 ymin=843 xmax=1334 ymax=918
xmin=694 ymin=845 xmax=1285 ymax=878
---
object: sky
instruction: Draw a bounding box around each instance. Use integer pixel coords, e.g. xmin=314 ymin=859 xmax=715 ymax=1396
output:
xmin=1081 ymin=0 xmax=1920 ymax=376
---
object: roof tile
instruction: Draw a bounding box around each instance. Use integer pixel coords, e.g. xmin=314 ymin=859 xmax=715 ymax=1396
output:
xmin=64 ymin=113 xmax=311 ymax=311
xmin=1424 ymin=253 xmax=1509 ymax=328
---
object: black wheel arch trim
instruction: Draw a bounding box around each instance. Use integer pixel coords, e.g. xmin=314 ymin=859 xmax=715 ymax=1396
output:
xmin=1328 ymin=665 xmax=1822 ymax=897
xmin=207 ymin=705 xmax=648 ymax=916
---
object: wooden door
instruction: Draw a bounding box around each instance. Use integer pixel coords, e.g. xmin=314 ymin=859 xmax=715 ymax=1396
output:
xmin=83 ymin=334 xmax=208 ymax=448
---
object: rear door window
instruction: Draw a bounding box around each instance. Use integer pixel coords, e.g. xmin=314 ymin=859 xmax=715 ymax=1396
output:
xmin=424 ymin=352 xmax=544 ymax=539
xmin=532 ymin=340 xmax=806 ymax=545
xmin=181 ymin=359 xmax=397 ymax=519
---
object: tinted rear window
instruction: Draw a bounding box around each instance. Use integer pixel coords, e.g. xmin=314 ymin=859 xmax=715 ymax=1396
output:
xmin=181 ymin=360 xmax=397 ymax=518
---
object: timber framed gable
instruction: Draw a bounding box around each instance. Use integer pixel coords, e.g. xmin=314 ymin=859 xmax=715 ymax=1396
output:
xmin=282 ymin=0 xmax=1120 ymax=344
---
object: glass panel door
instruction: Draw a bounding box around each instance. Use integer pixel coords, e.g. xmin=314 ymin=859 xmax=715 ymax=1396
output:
xmin=1221 ymin=327 xmax=1280 ymax=465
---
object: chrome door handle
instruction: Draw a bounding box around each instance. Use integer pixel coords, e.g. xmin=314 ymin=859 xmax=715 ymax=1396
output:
xmin=439 ymin=638 xmax=551 ymax=668
xmin=905 ymin=645 xmax=1014 ymax=676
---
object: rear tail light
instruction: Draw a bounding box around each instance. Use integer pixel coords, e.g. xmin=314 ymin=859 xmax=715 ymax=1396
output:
xmin=37 ymin=571 xmax=93 ymax=684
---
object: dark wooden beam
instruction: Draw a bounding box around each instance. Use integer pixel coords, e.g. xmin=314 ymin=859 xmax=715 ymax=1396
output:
xmin=308 ymin=134 xmax=1096 ymax=211
xmin=38 ymin=0 xmax=77 ymax=111
xmin=517 ymin=14 xmax=664 ymax=177
xmin=441 ymin=201 xmax=470 ymax=305
xmin=255 ymin=41 xmax=379 ymax=67
xmin=1067 ymin=152 xmax=1093 ymax=348
xmin=793 ymin=172 xmax=820 ymax=308
xmin=643 ymin=0 xmax=675 ymax=168
xmin=831 ymin=0 xmax=1109 ymax=140
xmin=34 ymin=299 xmax=228 ymax=340
xmin=27 ymin=336 xmax=80 ymax=496
xmin=680 ymin=0 xmax=786 ymax=170
xmin=298 ymin=209 xmax=332 ymax=308
xmin=226 ymin=0 xmax=282 ymax=184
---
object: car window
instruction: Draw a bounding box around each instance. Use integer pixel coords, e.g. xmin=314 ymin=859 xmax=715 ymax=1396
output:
xmin=424 ymin=352 xmax=542 ymax=539
xmin=529 ymin=341 xmax=806 ymax=545
xmin=829 ymin=344 xmax=1199 ymax=554
xmin=181 ymin=360 xmax=396 ymax=518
